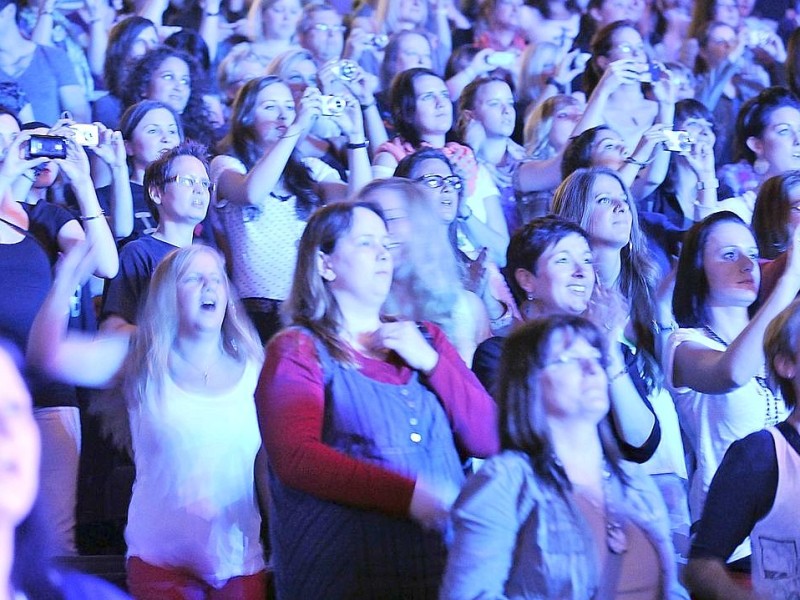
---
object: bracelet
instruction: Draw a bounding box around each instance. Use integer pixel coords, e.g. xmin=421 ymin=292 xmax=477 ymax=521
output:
xmin=346 ymin=140 xmax=369 ymax=150
xmin=651 ymin=320 xmax=678 ymax=334
xmin=204 ymin=10 xmax=220 ymax=16
xmin=457 ymin=206 xmax=473 ymax=222
xmin=625 ymin=155 xmax=655 ymax=168
xmin=39 ymin=10 xmax=54 ymax=16
xmin=359 ymin=102 xmax=376 ymax=110
xmin=279 ymin=130 xmax=301 ymax=140
xmin=545 ymin=77 xmax=566 ymax=94
xmin=607 ymin=366 xmax=628 ymax=383
xmin=696 ymin=178 xmax=719 ymax=191
xmin=79 ymin=210 xmax=105 ymax=221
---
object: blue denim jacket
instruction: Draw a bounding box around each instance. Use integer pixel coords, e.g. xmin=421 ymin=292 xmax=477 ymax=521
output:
xmin=441 ymin=450 xmax=689 ymax=599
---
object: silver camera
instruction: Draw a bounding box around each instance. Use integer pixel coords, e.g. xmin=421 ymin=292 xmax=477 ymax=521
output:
xmin=662 ymin=130 xmax=693 ymax=152
xmin=369 ymin=33 xmax=389 ymax=49
xmin=320 ymin=95 xmax=346 ymax=116
xmin=332 ymin=59 xmax=359 ymax=82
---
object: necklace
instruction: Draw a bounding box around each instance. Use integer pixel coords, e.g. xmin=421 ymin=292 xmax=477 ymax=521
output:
xmin=703 ymin=325 xmax=781 ymax=426
xmin=172 ymin=346 xmax=223 ymax=386
xmin=571 ymin=461 xmax=628 ymax=555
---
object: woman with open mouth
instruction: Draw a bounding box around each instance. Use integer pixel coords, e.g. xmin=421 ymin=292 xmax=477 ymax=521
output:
xmin=26 ymin=243 xmax=269 ymax=599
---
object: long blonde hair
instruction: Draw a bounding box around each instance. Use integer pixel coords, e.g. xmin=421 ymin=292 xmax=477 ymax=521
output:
xmin=121 ymin=245 xmax=263 ymax=408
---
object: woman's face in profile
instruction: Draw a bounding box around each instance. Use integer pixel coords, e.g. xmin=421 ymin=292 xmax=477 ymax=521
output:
xmin=0 ymin=349 xmax=40 ymax=530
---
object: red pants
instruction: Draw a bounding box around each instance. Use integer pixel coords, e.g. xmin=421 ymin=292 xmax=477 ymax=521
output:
xmin=127 ymin=557 xmax=267 ymax=600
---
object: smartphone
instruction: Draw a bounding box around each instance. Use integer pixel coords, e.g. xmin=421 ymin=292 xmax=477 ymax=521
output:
xmin=486 ymin=51 xmax=516 ymax=68
xmin=27 ymin=135 xmax=67 ymax=160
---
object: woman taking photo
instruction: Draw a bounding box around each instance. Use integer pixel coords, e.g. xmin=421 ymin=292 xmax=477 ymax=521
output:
xmin=27 ymin=243 xmax=268 ymax=599
xmin=441 ymin=315 xmax=687 ymax=599
xmin=666 ymin=210 xmax=799 ymax=564
xmin=212 ymin=75 xmax=370 ymax=342
xmin=257 ymin=202 xmax=498 ymax=599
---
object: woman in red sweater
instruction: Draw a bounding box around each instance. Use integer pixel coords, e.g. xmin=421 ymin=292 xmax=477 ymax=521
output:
xmin=256 ymin=201 xmax=499 ymax=599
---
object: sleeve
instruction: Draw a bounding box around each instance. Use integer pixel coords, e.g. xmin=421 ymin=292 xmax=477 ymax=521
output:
xmin=689 ymin=430 xmax=778 ymax=561
xmin=209 ymin=154 xmax=248 ymax=209
xmin=612 ymin=344 xmax=662 ymax=464
xmin=424 ymin=322 xmax=500 ymax=458
xmin=255 ymin=329 xmax=417 ymax=517
xmin=440 ymin=455 xmax=528 ymax=600
xmin=100 ymin=243 xmax=152 ymax=324
xmin=302 ymin=156 xmax=343 ymax=184
xmin=471 ymin=336 xmax=504 ymax=398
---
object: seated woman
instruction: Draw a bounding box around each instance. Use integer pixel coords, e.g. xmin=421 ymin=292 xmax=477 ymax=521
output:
xmin=718 ymin=87 xmax=800 ymax=201
xmin=441 ymin=315 xmax=687 ymax=599
xmin=665 ymin=210 xmax=798 ymax=564
xmin=257 ymin=202 xmax=498 ymax=599
xmin=373 ymin=68 xmax=510 ymax=266
xmin=359 ymin=177 xmax=491 ymax=365
xmin=685 ymin=299 xmax=800 ymax=600
xmin=27 ymin=244 xmax=268 ymax=599
xmin=1 ymin=343 xmax=130 ymax=599
xmin=211 ymin=75 xmax=370 ymax=342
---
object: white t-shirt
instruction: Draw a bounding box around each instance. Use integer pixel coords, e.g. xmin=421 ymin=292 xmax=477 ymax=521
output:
xmin=210 ymin=154 xmax=339 ymax=300
xmin=664 ymin=327 xmax=788 ymax=561
xmin=126 ymin=360 xmax=265 ymax=587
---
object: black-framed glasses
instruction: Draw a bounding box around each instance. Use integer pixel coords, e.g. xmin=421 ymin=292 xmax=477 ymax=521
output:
xmin=416 ymin=174 xmax=463 ymax=191
xmin=165 ymin=174 xmax=214 ymax=192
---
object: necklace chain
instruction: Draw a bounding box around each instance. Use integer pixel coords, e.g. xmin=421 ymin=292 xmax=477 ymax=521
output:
xmin=172 ymin=347 xmax=223 ymax=386
xmin=703 ymin=325 xmax=781 ymax=427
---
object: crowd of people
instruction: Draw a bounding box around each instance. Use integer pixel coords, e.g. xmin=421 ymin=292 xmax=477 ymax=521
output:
xmin=3 ymin=0 xmax=800 ymax=597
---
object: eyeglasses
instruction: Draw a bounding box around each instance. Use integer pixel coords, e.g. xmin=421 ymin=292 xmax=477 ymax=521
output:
xmin=544 ymin=350 xmax=605 ymax=372
xmin=166 ymin=174 xmax=214 ymax=192
xmin=416 ymin=174 xmax=463 ymax=191
xmin=308 ymin=23 xmax=346 ymax=34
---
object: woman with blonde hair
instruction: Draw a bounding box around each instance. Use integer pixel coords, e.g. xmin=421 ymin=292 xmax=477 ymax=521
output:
xmin=359 ymin=178 xmax=491 ymax=365
xmin=27 ymin=244 xmax=268 ymax=599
